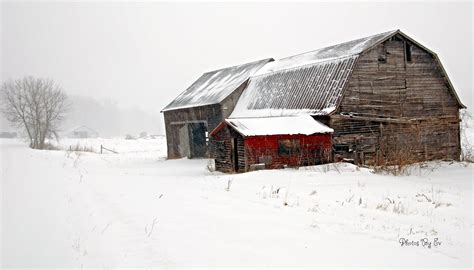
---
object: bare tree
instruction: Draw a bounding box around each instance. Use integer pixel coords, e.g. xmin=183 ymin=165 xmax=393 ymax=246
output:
xmin=0 ymin=77 xmax=69 ymax=149
xmin=460 ymin=109 xmax=473 ymax=162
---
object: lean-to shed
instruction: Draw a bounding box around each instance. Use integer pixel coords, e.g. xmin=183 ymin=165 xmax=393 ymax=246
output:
xmin=210 ymin=115 xmax=333 ymax=172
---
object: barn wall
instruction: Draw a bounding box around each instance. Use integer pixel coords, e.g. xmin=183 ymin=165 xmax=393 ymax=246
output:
xmin=163 ymin=104 xmax=222 ymax=159
xmin=333 ymin=35 xmax=461 ymax=164
xmin=164 ymin=83 xmax=247 ymax=160
xmin=209 ymin=125 xmax=245 ymax=173
xmin=244 ymin=134 xmax=332 ymax=170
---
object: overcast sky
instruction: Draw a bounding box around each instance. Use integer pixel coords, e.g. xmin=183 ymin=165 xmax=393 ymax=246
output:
xmin=1 ymin=1 xmax=473 ymax=117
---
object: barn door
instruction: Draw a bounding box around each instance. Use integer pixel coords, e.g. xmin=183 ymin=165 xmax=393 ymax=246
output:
xmin=178 ymin=124 xmax=190 ymax=158
xmin=189 ymin=122 xmax=207 ymax=158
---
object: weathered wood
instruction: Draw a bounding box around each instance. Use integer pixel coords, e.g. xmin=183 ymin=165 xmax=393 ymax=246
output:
xmin=334 ymin=36 xmax=461 ymax=165
xmin=164 ymin=82 xmax=248 ymax=159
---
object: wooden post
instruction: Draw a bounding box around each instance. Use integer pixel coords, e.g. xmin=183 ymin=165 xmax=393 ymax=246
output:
xmin=99 ymin=145 xmax=118 ymax=154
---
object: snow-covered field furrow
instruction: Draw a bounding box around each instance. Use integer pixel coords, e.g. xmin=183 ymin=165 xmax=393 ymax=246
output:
xmin=1 ymin=137 xmax=472 ymax=268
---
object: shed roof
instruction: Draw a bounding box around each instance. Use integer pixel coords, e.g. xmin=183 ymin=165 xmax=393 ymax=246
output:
xmin=162 ymin=58 xmax=273 ymax=112
xmin=219 ymin=115 xmax=333 ymax=137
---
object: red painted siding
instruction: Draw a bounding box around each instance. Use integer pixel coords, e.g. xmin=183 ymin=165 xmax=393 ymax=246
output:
xmin=244 ymin=134 xmax=332 ymax=170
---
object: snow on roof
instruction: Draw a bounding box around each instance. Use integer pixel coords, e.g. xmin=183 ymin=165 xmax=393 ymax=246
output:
xmin=231 ymin=30 xmax=399 ymax=118
xmin=162 ymin=58 xmax=273 ymax=112
xmin=255 ymin=30 xmax=397 ymax=76
xmin=225 ymin=115 xmax=333 ymax=137
xmin=231 ymin=56 xmax=357 ymax=118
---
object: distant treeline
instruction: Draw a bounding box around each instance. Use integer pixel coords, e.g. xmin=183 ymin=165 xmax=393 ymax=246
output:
xmin=63 ymin=96 xmax=163 ymax=138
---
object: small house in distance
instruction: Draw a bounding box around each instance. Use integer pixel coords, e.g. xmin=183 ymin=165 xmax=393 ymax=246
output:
xmin=210 ymin=115 xmax=333 ymax=173
xmin=67 ymin=125 xmax=99 ymax=139
xmin=161 ymin=58 xmax=273 ymax=159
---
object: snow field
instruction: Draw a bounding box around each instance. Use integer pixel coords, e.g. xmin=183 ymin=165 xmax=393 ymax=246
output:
xmin=1 ymin=135 xmax=472 ymax=268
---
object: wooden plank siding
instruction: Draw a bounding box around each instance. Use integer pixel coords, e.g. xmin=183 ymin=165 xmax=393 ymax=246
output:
xmin=210 ymin=126 xmax=246 ymax=173
xmin=164 ymin=82 xmax=248 ymax=159
xmin=332 ymin=36 xmax=461 ymax=165
xmin=163 ymin=104 xmax=221 ymax=159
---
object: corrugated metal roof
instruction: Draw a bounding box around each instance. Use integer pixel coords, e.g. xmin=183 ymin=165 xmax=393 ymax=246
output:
xmin=230 ymin=30 xmax=397 ymax=118
xmin=231 ymin=56 xmax=358 ymax=117
xmin=254 ymin=30 xmax=397 ymax=76
xmin=225 ymin=115 xmax=333 ymax=137
xmin=162 ymin=58 xmax=273 ymax=112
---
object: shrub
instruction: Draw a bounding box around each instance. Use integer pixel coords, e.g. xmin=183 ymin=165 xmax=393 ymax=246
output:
xmin=67 ymin=143 xmax=96 ymax=153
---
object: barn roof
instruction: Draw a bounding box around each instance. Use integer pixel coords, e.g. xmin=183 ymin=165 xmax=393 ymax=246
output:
xmin=254 ymin=30 xmax=397 ymax=76
xmin=230 ymin=30 xmax=398 ymax=118
xmin=161 ymin=58 xmax=274 ymax=112
xmin=214 ymin=115 xmax=333 ymax=137
xmin=231 ymin=29 xmax=465 ymax=118
xmin=231 ymin=55 xmax=358 ymax=117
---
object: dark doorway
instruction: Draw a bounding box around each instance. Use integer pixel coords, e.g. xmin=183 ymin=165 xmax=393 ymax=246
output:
xmin=188 ymin=122 xmax=207 ymax=158
xmin=232 ymin=138 xmax=239 ymax=172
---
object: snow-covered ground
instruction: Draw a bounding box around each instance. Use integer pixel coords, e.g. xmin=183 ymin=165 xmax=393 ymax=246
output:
xmin=1 ymin=134 xmax=472 ymax=268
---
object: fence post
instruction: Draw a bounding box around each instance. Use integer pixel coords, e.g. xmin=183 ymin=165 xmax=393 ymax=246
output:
xmin=101 ymin=144 xmax=103 ymax=154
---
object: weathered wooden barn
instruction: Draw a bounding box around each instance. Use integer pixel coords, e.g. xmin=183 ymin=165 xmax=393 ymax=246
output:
xmin=161 ymin=58 xmax=273 ymax=159
xmin=227 ymin=29 xmax=465 ymax=169
xmin=209 ymin=115 xmax=333 ymax=172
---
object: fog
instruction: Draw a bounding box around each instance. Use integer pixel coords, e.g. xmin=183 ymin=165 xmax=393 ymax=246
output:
xmin=1 ymin=2 xmax=472 ymax=135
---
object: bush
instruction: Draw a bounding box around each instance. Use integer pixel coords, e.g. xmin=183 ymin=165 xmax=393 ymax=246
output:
xmin=67 ymin=143 xmax=96 ymax=153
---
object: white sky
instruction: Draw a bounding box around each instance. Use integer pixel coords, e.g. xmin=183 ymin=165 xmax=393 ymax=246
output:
xmin=1 ymin=1 xmax=473 ymax=115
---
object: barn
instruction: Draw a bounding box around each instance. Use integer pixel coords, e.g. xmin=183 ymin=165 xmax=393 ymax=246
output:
xmin=227 ymin=29 xmax=465 ymax=170
xmin=209 ymin=115 xmax=333 ymax=172
xmin=164 ymin=29 xmax=465 ymax=172
xmin=161 ymin=58 xmax=273 ymax=159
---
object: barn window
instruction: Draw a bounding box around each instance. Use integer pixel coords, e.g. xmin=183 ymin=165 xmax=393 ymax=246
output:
xmin=405 ymin=43 xmax=412 ymax=62
xmin=278 ymin=139 xmax=300 ymax=156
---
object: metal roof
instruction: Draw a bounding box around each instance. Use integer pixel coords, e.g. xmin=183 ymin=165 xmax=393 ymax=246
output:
xmin=224 ymin=115 xmax=333 ymax=137
xmin=231 ymin=55 xmax=358 ymax=117
xmin=162 ymin=58 xmax=273 ymax=112
xmin=254 ymin=30 xmax=397 ymax=76
xmin=230 ymin=30 xmax=401 ymax=118
xmin=231 ymin=29 xmax=466 ymax=117
xmin=164 ymin=29 xmax=464 ymax=115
